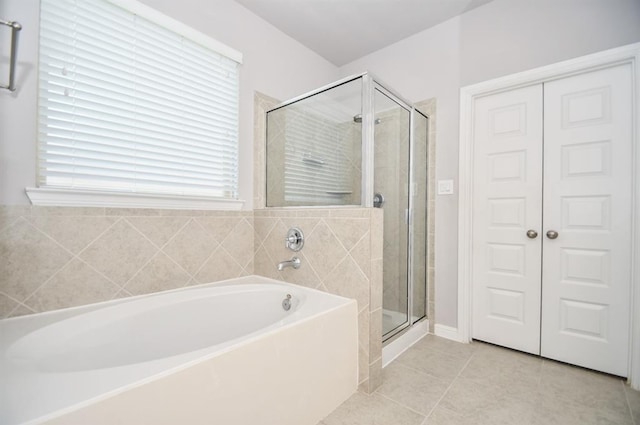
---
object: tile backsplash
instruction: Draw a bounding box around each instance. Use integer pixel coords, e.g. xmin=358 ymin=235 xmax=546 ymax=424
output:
xmin=0 ymin=206 xmax=253 ymax=317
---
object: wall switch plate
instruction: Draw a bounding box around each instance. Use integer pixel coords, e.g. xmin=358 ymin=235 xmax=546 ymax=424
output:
xmin=438 ymin=179 xmax=454 ymax=195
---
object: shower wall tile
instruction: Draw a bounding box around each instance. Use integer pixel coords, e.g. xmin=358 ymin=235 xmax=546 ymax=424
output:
xmin=253 ymin=207 xmax=383 ymax=393
xmin=0 ymin=206 xmax=254 ymax=319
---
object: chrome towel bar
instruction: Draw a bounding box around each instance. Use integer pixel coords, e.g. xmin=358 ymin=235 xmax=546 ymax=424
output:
xmin=1 ymin=19 xmax=22 ymax=92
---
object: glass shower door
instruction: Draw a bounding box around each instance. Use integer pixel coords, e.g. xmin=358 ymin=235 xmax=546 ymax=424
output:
xmin=373 ymin=88 xmax=411 ymax=338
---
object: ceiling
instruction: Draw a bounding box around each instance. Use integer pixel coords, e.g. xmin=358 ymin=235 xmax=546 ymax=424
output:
xmin=235 ymin=0 xmax=494 ymax=66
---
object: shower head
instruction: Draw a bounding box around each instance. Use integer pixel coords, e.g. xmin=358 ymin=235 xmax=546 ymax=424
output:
xmin=353 ymin=114 xmax=381 ymax=125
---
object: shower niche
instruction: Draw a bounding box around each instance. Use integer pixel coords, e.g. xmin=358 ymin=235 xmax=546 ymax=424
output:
xmin=265 ymin=73 xmax=429 ymax=341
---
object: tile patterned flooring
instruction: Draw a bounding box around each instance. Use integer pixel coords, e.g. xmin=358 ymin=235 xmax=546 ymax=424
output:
xmin=317 ymin=335 xmax=640 ymax=425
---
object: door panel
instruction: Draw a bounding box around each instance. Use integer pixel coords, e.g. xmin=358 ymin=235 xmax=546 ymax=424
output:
xmin=471 ymin=85 xmax=543 ymax=354
xmin=541 ymin=64 xmax=632 ymax=376
xmin=374 ymin=88 xmax=411 ymax=338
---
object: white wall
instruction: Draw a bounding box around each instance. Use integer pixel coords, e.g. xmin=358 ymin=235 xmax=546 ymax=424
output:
xmin=339 ymin=0 xmax=640 ymax=328
xmin=0 ymin=0 xmax=339 ymax=207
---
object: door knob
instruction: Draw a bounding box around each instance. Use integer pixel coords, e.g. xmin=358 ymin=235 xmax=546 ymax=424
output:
xmin=546 ymin=230 xmax=559 ymax=239
xmin=373 ymin=193 xmax=385 ymax=208
xmin=526 ymin=230 xmax=538 ymax=239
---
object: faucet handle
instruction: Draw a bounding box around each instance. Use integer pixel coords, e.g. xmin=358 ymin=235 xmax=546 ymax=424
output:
xmin=285 ymin=227 xmax=304 ymax=251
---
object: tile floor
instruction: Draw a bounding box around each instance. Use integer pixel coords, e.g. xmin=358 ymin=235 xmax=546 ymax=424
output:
xmin=317 ymin=335 xmax=640 ymax=425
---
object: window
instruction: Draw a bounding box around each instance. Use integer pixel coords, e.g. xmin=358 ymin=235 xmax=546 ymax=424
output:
xmin=30 ymin=0 xmax=242 ymax=208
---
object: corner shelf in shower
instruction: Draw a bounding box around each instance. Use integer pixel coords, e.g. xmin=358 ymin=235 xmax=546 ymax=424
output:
xmin=302 ymin=154 xmax=325 ymax=165
xmin=325 ymin=191 xmax=353 ymax=195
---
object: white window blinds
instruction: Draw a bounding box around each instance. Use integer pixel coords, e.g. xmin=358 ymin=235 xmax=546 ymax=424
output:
xmin=38 ymin=0 xmax=241 ymax=199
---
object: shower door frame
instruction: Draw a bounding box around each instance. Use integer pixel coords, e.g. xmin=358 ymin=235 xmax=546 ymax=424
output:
xmin=362 ymin=74 xmax=429 ymax=342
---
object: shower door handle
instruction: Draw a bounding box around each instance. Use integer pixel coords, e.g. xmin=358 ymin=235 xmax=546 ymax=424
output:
xmin=373 ymin=193 xmax=384 ymax=208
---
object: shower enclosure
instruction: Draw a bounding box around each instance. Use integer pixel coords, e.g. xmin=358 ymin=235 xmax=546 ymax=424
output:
xmin=266 ymin=73 xmax=428 ymax=342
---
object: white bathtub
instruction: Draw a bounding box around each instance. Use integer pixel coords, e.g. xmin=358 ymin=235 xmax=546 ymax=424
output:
xmin=0 ymin=276 xmax=358 ymax=425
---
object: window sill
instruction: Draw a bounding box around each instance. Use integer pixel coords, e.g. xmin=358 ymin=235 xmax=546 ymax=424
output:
xmin=25 ymin=187 xmax=245 ymax=211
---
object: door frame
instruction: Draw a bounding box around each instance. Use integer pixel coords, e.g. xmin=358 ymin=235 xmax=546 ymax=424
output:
xmin=457 ymin=42 xmax=640 ymax=388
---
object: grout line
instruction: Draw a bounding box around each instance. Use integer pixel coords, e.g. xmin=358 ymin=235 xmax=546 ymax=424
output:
xmin=375 ymin=392 xmax=427 ymax=420
xmin=18 ymin=216 xmax=80 ymax=309
xmin=154 ymin=217 xmax=195 ymax=252
xmin=422 ymin=347 xmax=476 ymax=421
xmin=6 ymin=299 xmax=36 ymax=318
xmin=76 ymin=257 xmax=124 ymax=292
xmin=73 ymin=216 xmax=121 ymax=258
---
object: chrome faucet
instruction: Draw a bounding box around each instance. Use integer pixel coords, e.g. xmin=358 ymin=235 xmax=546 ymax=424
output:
xmin=277 ymin=256 xmax=301 ymax=271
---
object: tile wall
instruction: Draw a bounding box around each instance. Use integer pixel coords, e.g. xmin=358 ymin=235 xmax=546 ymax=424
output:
xmin=0 ymin=206 xmax=254 ymax=317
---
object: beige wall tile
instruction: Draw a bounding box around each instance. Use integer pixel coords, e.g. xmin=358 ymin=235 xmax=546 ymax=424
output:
xmin=305 ymin=221 xmax=348 ymax=277
xmin=25 ymin=258 xmax=120 ymax=312
xmin=32 ymin=206 xmax=105 ymax=216
xmin=8 ymin=304 xmax=36 ymax=318
xmin=358 ymin=308 xmax=370 ymax=349
xmin=369 ymin=308 xmax=382 ymax=363
xmin=0 ymin=292 xmax=20 ymax=319
xmin=105 ymin=208 xmax=163 ymax=216
xmin=162 ymin=220 xmax=217 ymax=276
xmin=370 ymin=259 xmax=383 ymax=311
xmin=220 ymin=218 xmax=254 ymax=269
xmin=0 ymin=208 xmax=264 ymax=318
xmin=325 ymin=218 xmax=369 ymax=251
xmin=329 ymin=209 xmax=370 ymax=218
xmin=349 ymin=231 xmax=371 ymax=278
xmin=253 ymin=216 xmax=278 ymax=244
xmin=195 ymin=247 xmax=244 ymax=284
xmin=125 ymin=252 xmax=190 ymax=296
xmin=261 ymin=219 xmax=295 ymax=265
xmin=79 ymin=219 xmax=158 ymax=286
xmin=126 ymin=216 xmax=189 ymax=248
xmin=0 ymin=205 xmax=31 ymax=233
xmin=370 ymin=209 xmax=383 ymax=261
xmin=359 ymin=344 xmax=370 ymax=385
xmin=253 ymin=245 xmax=281 ymax=280
xmin=0 ymin=218 xmax=72 ymax=301
xmin=324 ymin=256 xmax=369 ymax=312
xmin=294 ymin=209 xmax=331 ymax=217
xmin=29 ymin=215 xmax=118 ymax=254
xmin=277 ymin=217 xmax=321 ymax=238
xmin=196 ymin=216 xmax=242 ymax=244
xmin=368 ymin=357 xmax=383 ymax=392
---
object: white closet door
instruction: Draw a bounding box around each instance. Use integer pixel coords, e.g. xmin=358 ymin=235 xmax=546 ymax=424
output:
xmin=541 ymin=64 xmax=633 ymax=376
xmin=471 ymin=85 xmax=543 ymax=355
